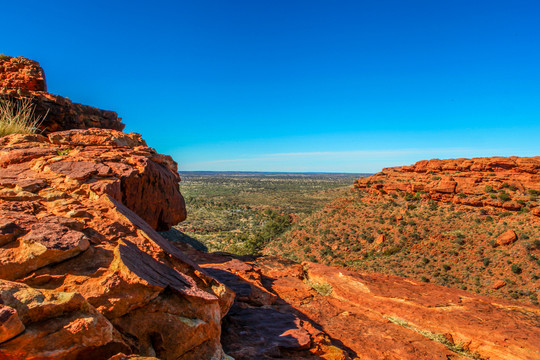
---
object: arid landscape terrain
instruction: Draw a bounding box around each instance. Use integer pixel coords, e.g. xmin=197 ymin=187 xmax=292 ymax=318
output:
xmin=176 ymin=172 xmax=364 ymax=255
xmin=0 ymin=57 xmax=539 ymax=360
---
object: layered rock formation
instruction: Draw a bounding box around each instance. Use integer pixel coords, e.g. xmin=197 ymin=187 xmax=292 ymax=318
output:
xmin=355 ymin=156 xmax=540 ymax=213
xmin=0 ymin=57 xmax=234 ymax=359
xmin=0 ymin=129 xmax=233 ymax=359
xmin=0 ymin=56 xmax=124 ymax=132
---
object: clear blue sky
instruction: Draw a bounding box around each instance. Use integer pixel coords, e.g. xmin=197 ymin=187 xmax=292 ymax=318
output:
xmin=3 ymin=1 xmax=539 ymax=172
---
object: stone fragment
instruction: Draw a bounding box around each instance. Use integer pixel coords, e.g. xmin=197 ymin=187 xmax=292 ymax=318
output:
xmin=0 ymin=304 xmax=25 ymax=343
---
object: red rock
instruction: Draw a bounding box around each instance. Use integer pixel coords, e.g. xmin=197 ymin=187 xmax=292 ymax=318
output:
xmin=502 ymin=201 xmax=522 ymax=211
xmin=0 ymin=280 xmax=128 ymax=359
xmin=222 ymin=307 xmax=311 ymax=359
xmin=1 ymin=56 xmax=124 ymax=132
xmin=0 ymin=304 xmax=25 ymax=343
xmin=492 ymin=280 xmax=506 ymax=290
xmin=497 ymin=229 xmax=517 ymax=246
xmin=0 ymin=127 xmax=232 ymax=358
xmin=0 ymin=56 xmax=46 ymax=92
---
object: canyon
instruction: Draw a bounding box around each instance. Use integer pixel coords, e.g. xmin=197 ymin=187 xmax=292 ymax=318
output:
xmin=0 ymin=56 xmax=538 ymax=360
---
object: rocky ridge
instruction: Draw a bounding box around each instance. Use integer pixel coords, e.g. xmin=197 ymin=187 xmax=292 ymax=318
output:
xmin=0 ymin=56 xmax=124 ymax=133
xmin=267 ymin=156 xmax=540 ymax=303
xmin=355 ymin=156 xmax=540 ymax=214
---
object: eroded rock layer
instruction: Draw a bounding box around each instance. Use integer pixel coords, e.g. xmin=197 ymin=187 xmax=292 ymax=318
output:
xmin=0 ymin=56 xmax=124 ymax=132
xmin=355 ymin=156 xmax=540 ymax=212
xmin=0 ymin=129 xmax=233 ymax=359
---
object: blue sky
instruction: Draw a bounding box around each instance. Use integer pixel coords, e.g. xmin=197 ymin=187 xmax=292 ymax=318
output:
xmin=3 ymin=1 xmax=539 ymax=172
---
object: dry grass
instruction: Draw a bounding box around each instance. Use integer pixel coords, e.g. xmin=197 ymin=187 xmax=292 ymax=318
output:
xmin=0 ymin=97 xmax=45 ymax=137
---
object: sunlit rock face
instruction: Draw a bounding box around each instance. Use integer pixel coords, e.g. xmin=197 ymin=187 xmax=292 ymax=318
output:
xmin=0 ymin=56 xmax=234 ymax=359
xmin=0 ymin=128 xmax=233 ymax=359
xmin=0 ymin=56 xmax=124 ymax=133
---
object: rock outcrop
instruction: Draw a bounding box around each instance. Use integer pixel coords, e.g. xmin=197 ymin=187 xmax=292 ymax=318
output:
xmin=171 ymin=236 xmax=540 ymax=360
xmin=0 ymin=129 xmax=233 ymax=359
xmin=0 ymin=56 xmax=124 ymax=132
xmin=355 ymin=156 xmax=540 ymax=213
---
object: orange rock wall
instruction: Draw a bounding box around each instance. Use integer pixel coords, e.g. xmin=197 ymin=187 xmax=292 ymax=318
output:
xmin=0 ymin=56 xmax=124 ymax=133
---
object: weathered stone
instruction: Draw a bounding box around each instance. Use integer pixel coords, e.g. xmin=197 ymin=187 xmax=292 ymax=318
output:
xmin=497 ymin=229 xmax=517 ymax=246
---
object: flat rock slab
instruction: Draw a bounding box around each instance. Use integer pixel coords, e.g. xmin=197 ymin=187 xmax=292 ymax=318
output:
xmin=223 ymin=306 xmax=311 ymax=359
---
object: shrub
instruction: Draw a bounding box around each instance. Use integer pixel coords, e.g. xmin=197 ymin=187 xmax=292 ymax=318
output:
xmin=484 ymin=185 xmax=493 ymax=193
xmin=498 ymin=192 xmax=511 ymax=202
xmin=0 ymin=98 xmax=45 ymax=137
xmin=510 ymin=264 xmax=522 ymax=274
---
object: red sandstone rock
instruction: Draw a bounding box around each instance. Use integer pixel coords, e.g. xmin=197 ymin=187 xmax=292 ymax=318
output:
xmin=190 ymin=253 xmax=540 ymax=360
xmin=492 ymin=280 xmax=506 ymax=290
xmin=0 ymin=56 xmax=124 ymax=132
xmin=356 ymin=156 xmax=540 ymax=213
xmin=0 ymin=129 xmax=232 ymax=359
xmin=0 ymin=304 xmax=25 ymax=343
xmin=497 ymin=229 xmax=517 ymax=246
xmin=0 ymin=56 xmax=46 ymax=92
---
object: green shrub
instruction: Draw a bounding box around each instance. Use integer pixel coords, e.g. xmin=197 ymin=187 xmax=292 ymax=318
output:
xmin=498 ymin=192 xmax=511 ymax=202
xmin=510 ymin=264 xmax=522 ymax=274
xmin=484 ymin=185 xmax=493 ymax=193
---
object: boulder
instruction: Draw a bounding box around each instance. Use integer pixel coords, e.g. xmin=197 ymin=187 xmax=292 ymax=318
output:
xmin=497 ymin=230 xmax=517 ymax=246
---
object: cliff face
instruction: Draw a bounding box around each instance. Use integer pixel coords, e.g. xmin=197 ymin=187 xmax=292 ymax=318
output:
xmin=0 ymin=56 xmax=124 ymax=133
xmin=356 ymin=156 xmax=540 ymax=213
xmin=0 ymin=129 xmax=233 ymax=359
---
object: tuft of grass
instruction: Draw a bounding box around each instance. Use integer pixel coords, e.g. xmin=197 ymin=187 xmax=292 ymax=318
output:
xmin=307 ymin=280 xmax=333 ymax=296
xmin=386 ymin=316 xmax=482 ymax=359
xmin=0 ymin=97 xmax=45 ymax=137
xmin=0 ymin=53 xmax=10 ymax=60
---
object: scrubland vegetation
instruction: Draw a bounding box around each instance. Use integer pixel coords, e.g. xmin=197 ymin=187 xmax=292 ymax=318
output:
xmin=265 ymin=188 xmax=540 ymax=304
xmin=175 ymin=172 xmax=364 ymax=255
